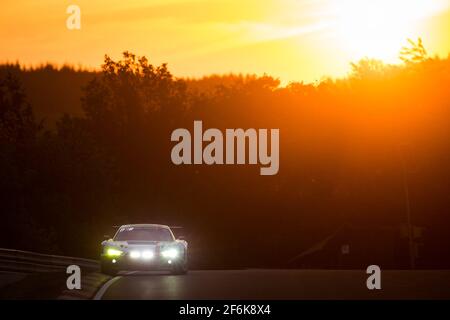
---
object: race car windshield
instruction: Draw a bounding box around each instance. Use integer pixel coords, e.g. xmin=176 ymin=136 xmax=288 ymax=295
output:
xmin=114 ymin=227 xmax=174 ymax=242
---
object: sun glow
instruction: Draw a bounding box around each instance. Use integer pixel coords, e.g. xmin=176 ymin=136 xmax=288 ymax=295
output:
xmin=331 ymin=0 xmax=446 ymax=62
xmin=0 ymin=1 xmax=449 ymax=82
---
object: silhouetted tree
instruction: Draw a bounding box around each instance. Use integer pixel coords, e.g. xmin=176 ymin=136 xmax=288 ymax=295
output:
xmin=1 ymin=47 xmax=450 ymax=267
xmin=400 ymin=38 xmax=428 ymax=63
xmin=0 ymin=73 xmax=54 ymax=251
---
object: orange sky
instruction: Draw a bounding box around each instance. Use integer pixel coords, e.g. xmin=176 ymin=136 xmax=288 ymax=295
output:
xmin=1 ymin=0 xmax=449 ymax=83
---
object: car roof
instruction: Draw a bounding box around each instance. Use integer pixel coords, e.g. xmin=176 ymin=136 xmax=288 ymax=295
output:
xmin=119 ymin=224 xmax=170 ymax=229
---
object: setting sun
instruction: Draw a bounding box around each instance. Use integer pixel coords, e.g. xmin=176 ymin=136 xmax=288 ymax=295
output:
xmin=330 ymin=0 xmax=448 ymax=62
xmin=0 ymin=0 xmax=449 ymax=82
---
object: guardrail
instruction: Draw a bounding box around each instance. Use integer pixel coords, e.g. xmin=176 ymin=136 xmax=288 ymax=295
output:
xmin=0 ymin=248 xmax=99 ymax=273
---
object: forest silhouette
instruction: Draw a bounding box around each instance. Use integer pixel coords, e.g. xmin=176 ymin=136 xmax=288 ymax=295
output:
xmin=1 ymin=40 xmax=449 ymax=268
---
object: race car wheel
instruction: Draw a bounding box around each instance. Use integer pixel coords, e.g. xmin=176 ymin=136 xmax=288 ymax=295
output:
xmin=171 ymin=260 xmax=188 ymax=275
xmin=101 ymin=262 xmax=118 ymax=277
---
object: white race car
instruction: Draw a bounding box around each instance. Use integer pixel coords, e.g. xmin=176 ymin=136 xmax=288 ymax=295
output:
xmin=100 ymin=224 xmax=188 ymax=276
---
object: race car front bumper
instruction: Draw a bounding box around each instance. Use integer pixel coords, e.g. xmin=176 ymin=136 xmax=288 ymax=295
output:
xmin=100 ymin=254 xmax=183 ymax=271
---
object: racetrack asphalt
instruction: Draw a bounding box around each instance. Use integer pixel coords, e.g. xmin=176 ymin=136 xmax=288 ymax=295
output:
xmin=95 ymin=269 xmax=450 ymax=300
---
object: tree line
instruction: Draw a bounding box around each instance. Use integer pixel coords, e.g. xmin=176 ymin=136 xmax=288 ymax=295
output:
xmin=1 ymin=46 xmax=449 ymax=268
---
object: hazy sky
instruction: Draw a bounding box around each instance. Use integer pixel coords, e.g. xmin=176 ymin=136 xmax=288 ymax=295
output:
xmin=1 ymin=0 xmax=449 ymax=83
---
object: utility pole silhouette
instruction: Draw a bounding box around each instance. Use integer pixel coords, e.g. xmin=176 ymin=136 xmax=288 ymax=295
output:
xmin=400 ymin=146 xmax=415 ymax=269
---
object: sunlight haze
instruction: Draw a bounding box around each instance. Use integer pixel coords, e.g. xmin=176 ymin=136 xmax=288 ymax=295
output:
xmin=1 ymin=0 xmax=449 ymax=83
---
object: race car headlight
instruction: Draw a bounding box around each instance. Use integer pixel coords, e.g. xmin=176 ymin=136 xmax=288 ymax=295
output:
xmin=106 ymin=248 xmax=123 ymax=257
xmin=161 ymin=248 xmax=179 ymax=259
xmin=142 ymin=250 xmax=154 ymax=260
xmin=130 ymin=250 xmax=141 ymax=259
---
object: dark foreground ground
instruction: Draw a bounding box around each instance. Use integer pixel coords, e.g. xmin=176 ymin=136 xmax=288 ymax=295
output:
xmin=1 ymin=269 xmax=450 ymax=300
xmin=97 ymin=269 xmax=450 ymax=300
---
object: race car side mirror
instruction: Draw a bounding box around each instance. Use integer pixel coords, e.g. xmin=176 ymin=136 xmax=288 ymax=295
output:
xmin=177 ymin=236 xmax=186 ymax=241
xmin=103 ymin=234 xmax=111 ymax=240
